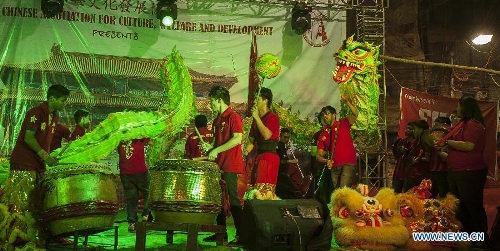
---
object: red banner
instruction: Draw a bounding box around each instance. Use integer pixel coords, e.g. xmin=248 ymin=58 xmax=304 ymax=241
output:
xmin=399 ymin=88 xmax=498 ymax=178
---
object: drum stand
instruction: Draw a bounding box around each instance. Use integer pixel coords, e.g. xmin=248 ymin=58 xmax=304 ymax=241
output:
xmin=135 ymin=222 xmax=226 ymax=250
xmin=75 ymin=226 xmax=119 ymax=250
xmin=74 ymin=226 xmax=120 ymax=250
xmin=46 ymin=225 xmax=119 ymax=250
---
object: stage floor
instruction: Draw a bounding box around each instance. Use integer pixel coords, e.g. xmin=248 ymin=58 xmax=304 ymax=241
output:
xmin=45 ymin=207 xmax=339 ymax=251
xmin=45 ymin=187 xmax=500 ymax=251
xmin=46 ymin=211 xmax=241 ymax=250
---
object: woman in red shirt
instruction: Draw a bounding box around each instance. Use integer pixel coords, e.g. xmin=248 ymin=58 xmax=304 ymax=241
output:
xmin=439 ymin=96 xmax=488 ymax=249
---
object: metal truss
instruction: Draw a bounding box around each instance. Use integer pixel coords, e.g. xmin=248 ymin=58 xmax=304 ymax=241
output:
xmin=184 ymin=0 xmax=389 ymax=20
xmin=185 ymin=0 xmax=388 ymax=8
xmin=356 ymin=5 xmax=388 ymax=189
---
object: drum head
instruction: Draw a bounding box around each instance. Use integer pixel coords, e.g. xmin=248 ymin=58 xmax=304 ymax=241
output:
xmin=421 ymin=128 xmax=448 ymax=151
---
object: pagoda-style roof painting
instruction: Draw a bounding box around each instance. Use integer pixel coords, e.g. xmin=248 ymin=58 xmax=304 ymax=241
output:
xmin=1 ymin=44 xmax=238 ymax=96
xmin=0 ymin=44 xmax=248 ymax=116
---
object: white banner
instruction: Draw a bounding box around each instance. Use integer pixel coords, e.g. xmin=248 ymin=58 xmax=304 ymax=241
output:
xmin=0 ymin=0 xmax=345 ymax=118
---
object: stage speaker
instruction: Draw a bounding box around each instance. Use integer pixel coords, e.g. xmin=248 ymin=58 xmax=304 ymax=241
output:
xmin=240 ymin=198 xmax=331 ymax=251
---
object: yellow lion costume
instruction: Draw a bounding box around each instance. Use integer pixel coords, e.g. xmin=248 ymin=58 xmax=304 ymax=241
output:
xmin=397 ymin=180 xmax=465 ymax=250
xmin=330 ymin=184 xmax=409 ymax=250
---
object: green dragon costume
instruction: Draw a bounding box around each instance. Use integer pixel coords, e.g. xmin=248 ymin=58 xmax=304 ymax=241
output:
xmin=0 ymin=48 xmax=194 ymax=250
xmin=271 ymin=101 xmax=319 ymax=148
xmin=51 ymin=47 xmax=196 ymax=164
xmin=332 ymin=35 xmax=382 ymax=152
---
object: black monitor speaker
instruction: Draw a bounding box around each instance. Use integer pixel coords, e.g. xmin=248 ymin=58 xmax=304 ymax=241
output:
xmin=240 ymin=198 xmax=332 ymax=251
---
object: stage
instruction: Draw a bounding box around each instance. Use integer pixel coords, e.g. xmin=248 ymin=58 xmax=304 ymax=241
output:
xmin=44 ymin=187 xmax=500 ymax=251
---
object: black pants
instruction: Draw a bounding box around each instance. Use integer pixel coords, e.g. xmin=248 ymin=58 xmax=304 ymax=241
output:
xmin=276 ymin=166 xmax=300 ymax=199
xmin=392 ymin=178 xmax=404 ymax=193
xmin=216 ymin=172 xmax=242 ymax=237
xmin=448 ymin=169 xmax=488 ymax=237
xmin=430 ymin=171 xmax=449 ymax=198
xmin=120 ymin=172 xmax=151 ymax=223
xmin=403 ymin=177 xmax=422 ymax=192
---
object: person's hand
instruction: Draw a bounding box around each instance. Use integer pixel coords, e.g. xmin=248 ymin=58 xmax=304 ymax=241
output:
xmin=341 ymin=95 xmax=356 ymax=104
xmin=326 ymin=160 xmax=333 ymax=169
xmin=201 ymin=142 xmax=213 ymax=154
xmin=207 ymin=148 xmax=219 ymax=161
xmin=438 ymin=150 xmax=448 ymax=160
xmin=251 ymin=106 xmax=259 ymax=119
xmin=45 ymin=156 xmax=59 ymax=167
xmin=341 ymin=95 xmax=348 ymax=103
xmin=435 ymin=140 xmax=446 ymax=148
xmin=288 ymin=159 xmax=299 ymax=164
xmin=38 ymin=149 xmax=58 ymax=166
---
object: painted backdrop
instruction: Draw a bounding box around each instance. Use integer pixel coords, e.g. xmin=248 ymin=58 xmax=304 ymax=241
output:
xmin=0 ymin=1 xmax=345 ymax=114
xmin=0 ymin=0 xmax=346 ymax=155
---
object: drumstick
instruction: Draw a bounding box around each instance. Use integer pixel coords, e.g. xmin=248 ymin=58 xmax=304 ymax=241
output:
xmin=56 ymin=141 xmax=72 ymax=158
xmin=194 ymin=126 xmax=212 ymax=154
xmin=192 ymin=156 xmax=208 ymax=161
xmin=194 ymin=126 xmax=206 ymax=145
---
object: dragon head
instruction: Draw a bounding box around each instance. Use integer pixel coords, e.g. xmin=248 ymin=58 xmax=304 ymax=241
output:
xmin=331 ymin=35 xmax=382 ymax=152
xmin=333 ymin=35 xmax=381 ymax=84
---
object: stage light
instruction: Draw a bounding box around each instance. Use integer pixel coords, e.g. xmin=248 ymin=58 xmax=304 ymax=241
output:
xmin=472 ymin=34 xmax=493 ymax=45
xmin=291 ymin=3 xmax=312 ymax=35
xmin=156 ymin=0 xmax=177 ymax=26
xmin=41 ymin=0 xmax=64 ymax=18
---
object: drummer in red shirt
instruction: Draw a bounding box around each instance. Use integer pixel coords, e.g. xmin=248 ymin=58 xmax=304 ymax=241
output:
xmin=50 ymin=123 xmax=71 ymax=152
xmin=1 ymin=84 xmax=70 ymax=247
xmin=185 ymin=114 xmax=213 ymax=159
xmin=203 ymin=86 xmax=245 ymax=245
xmin=316 ymin=96 xmax=359 ymax=192
xmin=117 ymin=138 xmax=152 ymax=232
xmin=69 ymin=109 xmax=90 ymax=141
xmin=244 ymin=87 xmax=281 ymax=200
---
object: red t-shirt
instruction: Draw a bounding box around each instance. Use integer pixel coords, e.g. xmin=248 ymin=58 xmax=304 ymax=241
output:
xmin=317 ymin=118 xmax=357 ymax=167
xmin=249 ymin=111 xmax=280 ymax=184
xmin=249 ymin=111 xmax=280 ymax=142
xmin=185 ymin=127 xmax=213 ymax=159
xmin=10 ymin=102 xmax=59 ymax=172
xmin=118 ymin=139 xmax=149 ymax=174
xmin=392 ymin=138 xmax=411 ymax=179
xmin=50 ymin=123 xmax=71 ymax=152
xmin=212 ymin=107 xmax=244 ymax=173
xmin=312 ymin=128 xmax=327 ymax=146
xmin=406 ymin=138 xmax=429 ymax=179
xmin=447 ymin=120 xmax=487 ymax=171
xmin=310 ymin=127 xmax=327 ymax=174
xmin=70 ymin=124 xmax=86 ymax=141
xmin=429 ymin=148 xmax=448 ymax=172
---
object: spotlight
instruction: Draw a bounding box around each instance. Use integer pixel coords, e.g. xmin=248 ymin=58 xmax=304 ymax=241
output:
xmin=156 ymin=0 xmax=177 ymax=26
xmin=291 ymin=3 xmax=311 ymax=35
xmin=472 ymin=34 xmax=493 ymax=45
xmin=41 ymin=0 xmax=64 ymax=18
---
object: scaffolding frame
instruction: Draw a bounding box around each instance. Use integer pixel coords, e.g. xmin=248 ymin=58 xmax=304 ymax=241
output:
xmin=355 ymin=4 xmax=388 ymax=189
